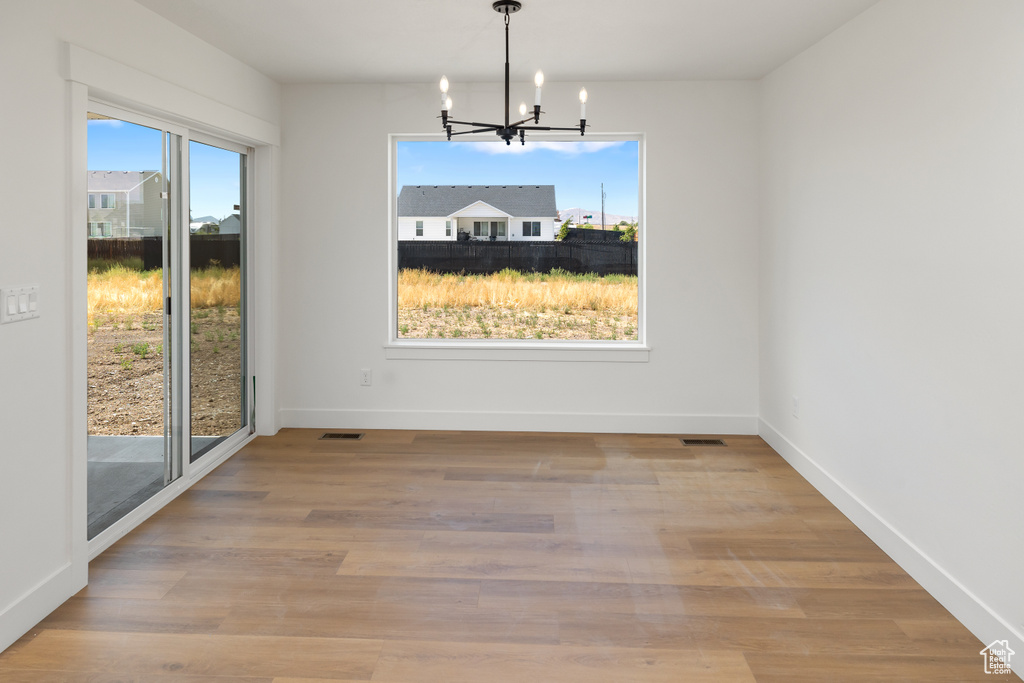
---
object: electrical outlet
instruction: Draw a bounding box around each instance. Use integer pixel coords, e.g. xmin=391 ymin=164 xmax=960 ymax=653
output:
xmin=360 ymin=369 xmax=372 ymax=386
xmin=792 ymin=395 xmax=800 ymax=419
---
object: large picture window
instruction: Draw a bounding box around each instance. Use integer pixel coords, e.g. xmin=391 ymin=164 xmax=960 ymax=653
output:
xmin=392 ymin=136 xmax=642 ymax=344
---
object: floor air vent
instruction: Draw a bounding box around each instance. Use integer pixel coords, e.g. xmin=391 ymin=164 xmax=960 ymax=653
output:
xmin=681 ymin=438 xmax=726 ymax=447
xmin=319 ymin=433 xmax=364 ymax=440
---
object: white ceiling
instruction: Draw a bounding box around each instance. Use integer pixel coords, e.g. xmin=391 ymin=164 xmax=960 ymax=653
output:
xmin=135 ymin=0 xmax=879 ymax=84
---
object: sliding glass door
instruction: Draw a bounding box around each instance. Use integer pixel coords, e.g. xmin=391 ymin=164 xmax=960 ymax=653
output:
xmin=188 ymin=138 xmax=249 ymax=462
xmin=86 ymin=105 xmax=253 ymax=540
xmin=86 ymin=108 xmax=182 ymax=539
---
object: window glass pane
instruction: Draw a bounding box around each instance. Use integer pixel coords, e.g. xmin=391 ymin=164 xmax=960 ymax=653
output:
xmin=86 ymin=111 xmax=170 ymax=539
xmin=395 ymin=139 xmax=641 ymax=342
xmin=188 ymin=140 xmax=247 ymax=463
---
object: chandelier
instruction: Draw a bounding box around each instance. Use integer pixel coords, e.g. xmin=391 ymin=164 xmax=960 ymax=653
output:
xmin=439 ymin=0 xmax=588 ymax=146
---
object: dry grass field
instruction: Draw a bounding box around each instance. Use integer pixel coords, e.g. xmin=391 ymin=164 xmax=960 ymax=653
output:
xmin=88 ymin=264 xmax=241 ymax=324
xmin=87 ymin=265 xmax=243 ymax=436
xmin=397 ymin=268 xmax=638 ymax=340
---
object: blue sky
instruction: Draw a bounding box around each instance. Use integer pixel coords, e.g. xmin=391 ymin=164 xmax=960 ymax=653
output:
xmin=89 ymin=119 xmax=639 ymax=221
xmin=88 ymin=119 xmax=241 ymax=221
xmin=397 ymin=140 xmax=639 ymax=220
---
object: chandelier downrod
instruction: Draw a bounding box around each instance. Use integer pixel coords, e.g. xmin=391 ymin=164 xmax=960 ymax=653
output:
xmin=504 ymin=11 xmax=510 ymax=130
xmin=439 ymin=1 xmax=587 ymax=145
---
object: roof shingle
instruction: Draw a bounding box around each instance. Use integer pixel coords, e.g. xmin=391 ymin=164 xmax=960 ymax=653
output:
xmin=398 ymin=185 xmax=557 ymax=217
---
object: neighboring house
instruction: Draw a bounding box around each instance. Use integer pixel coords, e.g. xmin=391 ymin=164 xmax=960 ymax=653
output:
xmin=87 ymin=170 xmax=164 ymax=237
xmin=398 ymin=185 xmax=557 ymax=241
xmin=190 ymin=222 xmax=219 ymax=234
xmin=218 ymin=214 xmax=241 ymax=235
xmin=190 ymin=215 xmax=220 ymax=233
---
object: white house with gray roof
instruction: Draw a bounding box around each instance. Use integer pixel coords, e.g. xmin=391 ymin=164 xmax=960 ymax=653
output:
xmin=397 ymin=185 xmax=558 ymax=241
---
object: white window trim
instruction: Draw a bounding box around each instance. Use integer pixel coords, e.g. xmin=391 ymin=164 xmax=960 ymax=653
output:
xmin=387 ymin=132 xmax=648 ymax=362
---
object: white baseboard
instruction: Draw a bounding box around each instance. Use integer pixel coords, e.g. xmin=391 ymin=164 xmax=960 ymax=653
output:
xmin=759 ymin=418 xmax=1024 ymax=678
xmin=0 ymin=562 xmax=84 ymax=654
xmin=0 ymin=432 xmax=257 ymax=656
xmin=280 ymin=408 xmax=758 ymax=435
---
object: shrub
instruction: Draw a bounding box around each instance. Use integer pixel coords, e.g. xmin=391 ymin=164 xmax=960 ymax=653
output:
xmin=556 ymin=218 xmax=571 ymax=241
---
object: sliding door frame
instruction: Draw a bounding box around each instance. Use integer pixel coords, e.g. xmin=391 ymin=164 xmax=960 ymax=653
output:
xmin=185 ymin=131 xmax=257 ymax=474
xmin=81 ymin=98 xmax=258 ymax=559
xmin=52 ymin=45 xmax=277 ymax=649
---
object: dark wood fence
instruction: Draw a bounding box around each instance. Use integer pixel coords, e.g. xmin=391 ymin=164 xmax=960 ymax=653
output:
xmin=87 ymin=238 xmax=146 ymax=261
xmin=88 ymin=236 xmax=240 ymax=270
xmin=398 ymin=240 xmax=637 ymax=276
xmin=564 ymin=227 xmax=633 ymax=242
xmin=187 ymin=235 xmax=241 ymax=270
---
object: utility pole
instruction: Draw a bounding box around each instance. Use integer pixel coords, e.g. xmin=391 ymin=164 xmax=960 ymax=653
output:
xmin=601 ymin=183 xmax=606 ymax=231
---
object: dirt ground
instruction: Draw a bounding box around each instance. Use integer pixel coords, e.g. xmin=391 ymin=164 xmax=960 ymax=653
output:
xmin=397 ymin=306 xmax=638 ymax=341
xmin=88 ymin=309 xmax=243 ymax=436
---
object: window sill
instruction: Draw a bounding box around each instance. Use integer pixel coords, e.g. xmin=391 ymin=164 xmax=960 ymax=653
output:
xmin=384 ymin=341 xmax=650 ymax=363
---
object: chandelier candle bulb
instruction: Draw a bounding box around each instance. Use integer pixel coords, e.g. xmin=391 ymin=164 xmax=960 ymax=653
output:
xmin=534 ymin=70 xmax=543 ymax=106
xmin=579 ymin=87 xmax=588 ymax=119
xmin=519 ymin=102 xmax=527 ymax=117
xmin=440 ymin=75 xmax=449 ymax=108
xmin=446 ymin=96 xmax=453 ymax=112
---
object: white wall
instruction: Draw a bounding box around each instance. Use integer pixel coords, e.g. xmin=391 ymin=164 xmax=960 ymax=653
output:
xmin=279 ymin=80 xmax=759 ymax=433
xmin=0 ymin=0 xmax=279 ymax=653
xmin=513 ymin=218 xmax=555 ymax=241
xmin=398 ymin=217 xmax=450 ymax=240
xmin=759 ymin=0 xmax=1024 ymax=657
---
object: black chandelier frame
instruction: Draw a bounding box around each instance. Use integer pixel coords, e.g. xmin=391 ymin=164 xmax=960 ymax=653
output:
xmin=440 ymin=0 xmax=586 ymax=145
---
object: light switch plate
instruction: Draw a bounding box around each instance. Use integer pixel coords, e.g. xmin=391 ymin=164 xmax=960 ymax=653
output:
xmin=1 ymin=285 xmax=40 ymax=324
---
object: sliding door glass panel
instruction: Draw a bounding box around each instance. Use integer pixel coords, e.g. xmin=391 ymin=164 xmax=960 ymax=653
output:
xmin=86 ymin=112 xmax=177 ymax=539
xmin=188 ymin=140 xmax=247 ymax=462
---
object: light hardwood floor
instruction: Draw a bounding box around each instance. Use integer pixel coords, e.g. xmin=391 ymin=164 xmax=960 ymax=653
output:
xmin=1 ymin=429 xmax=1013 ymax=682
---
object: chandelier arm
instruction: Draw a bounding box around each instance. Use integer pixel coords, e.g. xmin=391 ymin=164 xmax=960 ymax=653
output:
xmin=448 ymin=127 xmax=502 ymax=136
xmin=443 ymin=119 xmax=502 ymax=129
xmin=518 ymin=125 xmax=585 ymax=132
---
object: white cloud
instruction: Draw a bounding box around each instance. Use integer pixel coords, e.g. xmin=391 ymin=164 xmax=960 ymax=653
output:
xmin=453 ymin=140 xmax=627 ymax=156
xmin=87 ymin=118 xmax=124 ymax=128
